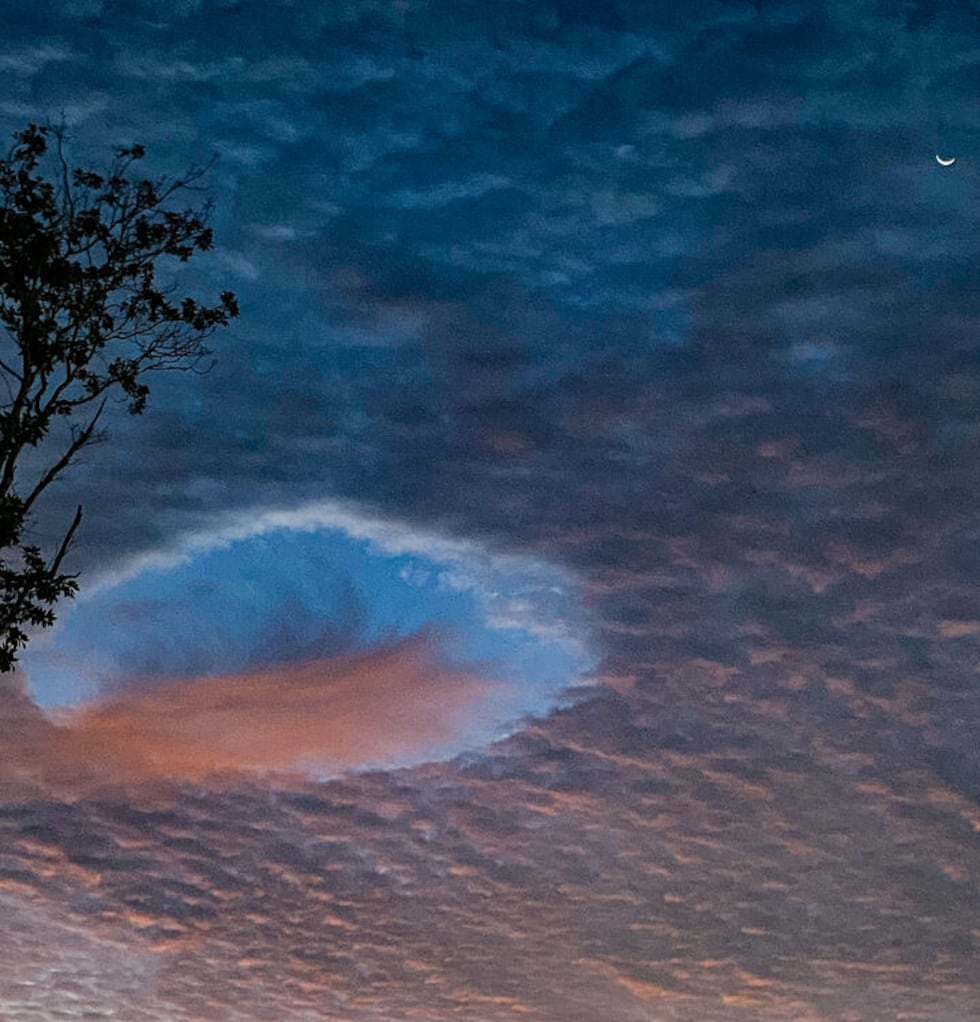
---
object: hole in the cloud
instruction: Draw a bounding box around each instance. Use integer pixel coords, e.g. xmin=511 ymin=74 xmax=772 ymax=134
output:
xmin=21 ymin=503 xmax=594 ymax=774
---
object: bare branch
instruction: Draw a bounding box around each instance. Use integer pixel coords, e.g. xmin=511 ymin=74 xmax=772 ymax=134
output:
xmin=49 ymin=503 xmax=83 ymax=577
xmin=22 ymin=398 xmax=106 ymax=515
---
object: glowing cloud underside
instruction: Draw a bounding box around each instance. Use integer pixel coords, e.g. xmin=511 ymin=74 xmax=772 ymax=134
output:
xmin=17 ymin=500 xmax=594 ymax=780
xmin=13 ymin=635 xmax=495 ymax=787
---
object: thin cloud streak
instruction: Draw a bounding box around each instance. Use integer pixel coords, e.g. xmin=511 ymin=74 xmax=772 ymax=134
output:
xmin=72 ymin=499 xmax=590 ymax=656
xmin=84 ymin=499 xmax=546 ymax=594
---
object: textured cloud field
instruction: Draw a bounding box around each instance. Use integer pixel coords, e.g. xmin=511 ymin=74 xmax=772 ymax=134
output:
xmin=2 ymin=674 xmax=978 ymax=1020
xmin=2 ymin=1 xmax=980 ymax=1019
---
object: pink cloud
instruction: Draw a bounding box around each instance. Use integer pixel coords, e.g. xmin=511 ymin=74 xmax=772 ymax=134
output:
xmin=2 ymin=634 xmax=499 ymax=790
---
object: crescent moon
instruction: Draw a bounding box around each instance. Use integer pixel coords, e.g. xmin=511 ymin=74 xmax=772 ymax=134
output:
xmin=936 ymin=154 xmax=956 ymax=167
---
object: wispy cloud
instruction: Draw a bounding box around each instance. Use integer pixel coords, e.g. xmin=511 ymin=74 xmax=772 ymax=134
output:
xmin=9 ymin=634 xmax=498 ymax=789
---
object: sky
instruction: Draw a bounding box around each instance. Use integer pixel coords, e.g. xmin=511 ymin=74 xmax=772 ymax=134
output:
xmin=1 ymin=1 xmax=980 ymax=1019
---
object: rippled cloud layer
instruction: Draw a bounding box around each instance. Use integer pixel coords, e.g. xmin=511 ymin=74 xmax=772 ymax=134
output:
xmin=1 ymin=2 xmax=979 ymax=1019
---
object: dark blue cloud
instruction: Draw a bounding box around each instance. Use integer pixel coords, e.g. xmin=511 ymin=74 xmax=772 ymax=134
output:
xmin=2 ymin=1 xmax=980 ymax=1018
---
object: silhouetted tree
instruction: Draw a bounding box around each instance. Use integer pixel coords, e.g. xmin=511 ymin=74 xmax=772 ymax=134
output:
xmin=0 ymin=123 xmax=238 ymax=671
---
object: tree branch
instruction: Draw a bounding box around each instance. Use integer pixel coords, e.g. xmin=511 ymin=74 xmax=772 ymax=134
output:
xmin=22 ymin=397 xmax=106 ymax=515
xmin=0 ymin=120 xmax=237 ymax=672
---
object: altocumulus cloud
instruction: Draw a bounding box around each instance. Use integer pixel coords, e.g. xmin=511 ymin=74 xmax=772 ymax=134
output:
xmin=1 ymin=4 xmax=980 ymax=1020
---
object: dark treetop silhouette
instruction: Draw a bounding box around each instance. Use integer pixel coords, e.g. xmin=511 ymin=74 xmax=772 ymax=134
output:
xmin=0 ymin=123 xmax=238 ymax=672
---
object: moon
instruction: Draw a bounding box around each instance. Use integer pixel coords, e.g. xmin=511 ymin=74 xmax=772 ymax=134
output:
xmin=936 ymin=154 xmax=956 ymax=167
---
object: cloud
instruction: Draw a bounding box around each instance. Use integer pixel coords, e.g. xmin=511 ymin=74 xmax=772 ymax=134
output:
xmin=3 ymin=679 xmax=979 ymax=1021
xmin=2 ymin=4 xmax=980 ymax=1017
xmin=82 ymin=498 xmax=528 ymax=593
xmin=0 ymin=41 xmax=73 ymax=76
xmin=8 ymin=634 xmax=499 ymax=789
xmin=74 ymin=498 xmax=589 ymax=667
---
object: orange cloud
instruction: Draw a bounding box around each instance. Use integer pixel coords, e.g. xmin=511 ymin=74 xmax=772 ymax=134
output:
xmin=5 ymin=634 xmax=499 ymax=789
